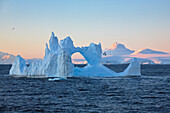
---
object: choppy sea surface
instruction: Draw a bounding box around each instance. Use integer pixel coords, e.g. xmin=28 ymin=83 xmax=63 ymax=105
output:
xmin=0 ymin=64 xmax=170 ymax=113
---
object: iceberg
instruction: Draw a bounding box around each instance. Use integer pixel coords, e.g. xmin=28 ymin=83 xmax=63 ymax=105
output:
xmin=10 ymin=55 xmax=27 ymax=76
xmin=10 ymin=32 xmax=141 ymax=78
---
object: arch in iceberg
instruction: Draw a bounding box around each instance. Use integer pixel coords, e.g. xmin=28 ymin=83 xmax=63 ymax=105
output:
xmin=71 ymin=52 xmax=87 ymax=64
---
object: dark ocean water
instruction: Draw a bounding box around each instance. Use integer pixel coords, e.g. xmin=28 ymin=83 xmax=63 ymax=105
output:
xmin=0 ymin=64 xmax=170 ymax=113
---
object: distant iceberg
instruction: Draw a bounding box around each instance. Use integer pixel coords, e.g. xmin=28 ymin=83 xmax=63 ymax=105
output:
xmin=10 ymin=32 xmax=141 ymax=78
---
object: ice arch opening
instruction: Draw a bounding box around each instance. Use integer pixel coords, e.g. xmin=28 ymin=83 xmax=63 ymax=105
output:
xmin=71 ymin=52 xmax=87 ymax=65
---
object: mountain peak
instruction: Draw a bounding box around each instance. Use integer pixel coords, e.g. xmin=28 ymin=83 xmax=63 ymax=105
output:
xmin=131 ymin=48 xmax=168 ymax=55
xmin=103 ymin=42 xmax=134 ymax=56
xmin=108 ymin=42 xmax=126 ymax=50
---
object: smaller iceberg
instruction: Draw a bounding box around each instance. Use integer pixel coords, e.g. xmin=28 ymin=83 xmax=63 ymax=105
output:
xmin=48 ymin=77 xmax=67 ymax=81
xmin=10 ymin=55 xmax=27 ymax=76
xmin=118 ymin=58 xmax=141 ymax=76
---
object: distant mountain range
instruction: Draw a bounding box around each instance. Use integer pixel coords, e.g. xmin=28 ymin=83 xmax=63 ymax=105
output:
xmin=102 ymin=42 xmax=170 ymax=64
xmin=0 ymin=51 xmax=42 ymax=64
xmin=0 ymin=51 xmax=16 ymax=64
xmin=103 ymin=42 xmax=168 ymax=56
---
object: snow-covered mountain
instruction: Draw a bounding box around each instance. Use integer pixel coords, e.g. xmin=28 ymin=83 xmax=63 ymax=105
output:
xmin=131 ymin=48 xmax=168 ymax=55
xmin=0 ymin=51 xmax=42 ymax=64
xmin=103 ymin=42 xmax=134 ymax=56
xmin=0 ymin=51 xmax=16 ymax=64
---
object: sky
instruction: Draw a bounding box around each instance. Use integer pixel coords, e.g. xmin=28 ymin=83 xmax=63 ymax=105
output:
xmin=0 ymin=0 xmax=170 ymax=59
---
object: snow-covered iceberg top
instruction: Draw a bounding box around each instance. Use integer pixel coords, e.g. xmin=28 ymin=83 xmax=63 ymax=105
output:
xmin=10 ymin=32 xmax=141 ymax=78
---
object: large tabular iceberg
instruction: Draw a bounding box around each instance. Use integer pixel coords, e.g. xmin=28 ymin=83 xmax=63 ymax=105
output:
xmin=10 ymin=32 xmax=141 ymax=78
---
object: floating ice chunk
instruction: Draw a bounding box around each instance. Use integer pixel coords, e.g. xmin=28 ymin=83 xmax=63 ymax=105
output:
xmin=9 ymin=55 xmax=27 ymax=76
xmin=48 ymin=77 xmax=67 ymax=81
